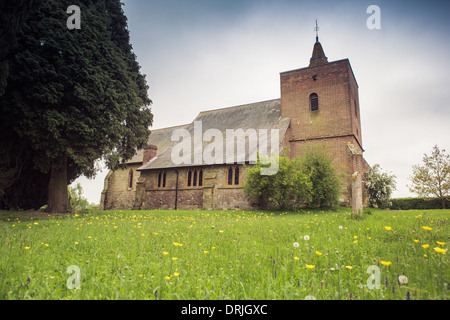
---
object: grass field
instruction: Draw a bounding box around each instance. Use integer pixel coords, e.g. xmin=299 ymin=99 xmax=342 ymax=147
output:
xmin=0 ymin=207 xmax=448 ymax=300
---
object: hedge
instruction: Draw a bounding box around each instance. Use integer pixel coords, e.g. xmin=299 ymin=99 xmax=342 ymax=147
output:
xmin=390 ymin=197 xmax=450 ymax=210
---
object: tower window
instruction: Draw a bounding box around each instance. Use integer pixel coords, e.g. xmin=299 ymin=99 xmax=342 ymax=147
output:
xmin=310 ymin=93 xmax=319 ymax=111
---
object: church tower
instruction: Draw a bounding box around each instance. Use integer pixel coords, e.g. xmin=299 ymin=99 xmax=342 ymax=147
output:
xmin=280 ymin=23 xmax=366 ymax=203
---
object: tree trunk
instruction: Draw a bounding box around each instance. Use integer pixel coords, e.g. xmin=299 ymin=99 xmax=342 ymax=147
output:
xmin=442 ymin=197 xmax=446 ymax=210
xmin=46 ymin=155 xmax=71 ymax=213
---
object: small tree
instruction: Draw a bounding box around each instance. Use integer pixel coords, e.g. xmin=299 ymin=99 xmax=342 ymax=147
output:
xmin=409 ymin=145 xmax=450 ymax=209
xmin=365 ymin=164 xmax=396 ymax=209
xmin=300 ymin=144 xmax=342 ymax=208
xmin=69 ymin=183 xmax=90 ymax=212
xmin=243 ymin=153 xmax=311 ymax=209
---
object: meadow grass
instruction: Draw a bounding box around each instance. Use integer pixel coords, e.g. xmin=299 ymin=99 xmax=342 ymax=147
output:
xmin=0 ymin=207 xmax=448 ymax=300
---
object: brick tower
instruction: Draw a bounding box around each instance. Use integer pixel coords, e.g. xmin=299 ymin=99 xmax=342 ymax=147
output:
xmin=280 ymin=30 xmax=367 ymax=204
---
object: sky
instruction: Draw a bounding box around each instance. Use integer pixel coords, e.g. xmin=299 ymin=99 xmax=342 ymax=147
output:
xmin=72 ymin=0 xmax=450 ymax=204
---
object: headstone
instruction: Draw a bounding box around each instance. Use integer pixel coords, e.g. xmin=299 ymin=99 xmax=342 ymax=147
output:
xmin=352 ymin=171 xmax=363 ymax=217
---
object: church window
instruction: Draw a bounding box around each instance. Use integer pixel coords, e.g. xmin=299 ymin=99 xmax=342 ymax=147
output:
xmin=227 ymin=166 xmax=240 ymax=186
xmin=198 ymin=169 xmax=203 ymax=186
xmin=186 ymin=168 xmax=203 ymax=187
xmin=157 ymin=171 xmax=167 ymax=188
xmin=187 ymin=170 xmax=192 ymax=187
xmin=310 ymin=93 xmax=319 ymax=111
xmin=128 ymin=170 xmax=133 ymax=189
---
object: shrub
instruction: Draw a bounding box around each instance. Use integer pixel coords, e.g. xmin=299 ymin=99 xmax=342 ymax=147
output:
xmin=365 ymin=164 xmax=397 ymax=209
xmin=243 ymin=153 xmax=311 ymax=209
xmin=390 ymin=197 xmax=450 ymax=210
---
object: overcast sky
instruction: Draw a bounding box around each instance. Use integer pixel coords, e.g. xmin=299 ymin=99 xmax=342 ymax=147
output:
xmin=72 ymin=0 xmax=450 ymax=204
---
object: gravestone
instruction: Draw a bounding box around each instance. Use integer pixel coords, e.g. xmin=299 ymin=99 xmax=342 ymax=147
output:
xmin=352 ymin=171 xmax=363 ymax=217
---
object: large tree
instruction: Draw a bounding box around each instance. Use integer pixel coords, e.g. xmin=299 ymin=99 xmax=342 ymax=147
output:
xmin=0 ymin=0 xmax=152 ymax=213
xmin=409 ymin=145 xmax=450 ymax=209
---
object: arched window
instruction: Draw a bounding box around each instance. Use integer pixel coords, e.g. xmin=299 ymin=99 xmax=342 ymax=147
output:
xmin=187 ymin=170 xmax=192 ymax=187
xmin=157 ymin=171 xmax=166 ymax=188
xmin=228 ymin=167 xmax=233 ymax=185
xmin=193 ymin=170 xmax=197 ymax=186
xmin=227 ymin=166 xmax=240 ymax=186
xmin=128 ymin=170 xmax=134 ymax=189
xmin=186 ymin=168 xmax=203 ymax=187
xmin=310 ymin=93 xmax=319 ymax=111
xmin=198 ymin=169 xmax=203 ymax=186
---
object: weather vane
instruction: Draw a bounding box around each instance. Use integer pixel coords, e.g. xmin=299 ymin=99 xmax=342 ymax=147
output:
xmin=314 ymin=19 xmax=319 ymax=42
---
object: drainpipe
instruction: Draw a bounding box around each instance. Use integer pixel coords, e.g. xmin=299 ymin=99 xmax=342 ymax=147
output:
xmin=174 ymin=169 xmax=179 ymax=210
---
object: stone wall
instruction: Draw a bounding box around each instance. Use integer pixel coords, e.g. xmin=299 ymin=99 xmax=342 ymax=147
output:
xmin=100 ymin=163 xmax=141 ymax=210
xmin=135 ymin=164 xmax=253 ymax=210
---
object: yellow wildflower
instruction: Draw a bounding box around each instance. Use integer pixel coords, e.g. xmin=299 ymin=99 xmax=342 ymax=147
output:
xmin=422 ymin=244 xmax=429 ymax=249
xmin=413 ymin=239 xmax=419 ymax=243
xmin=24 ymin=246 xmax=30 ymax=250
xmin=294 ymin=256 xmax=300 ymax=261
xmin=384 ymin=226 xmax=392 ymax=231
xmin=436 ymin=241 xmax=445 ymax=245
xmin=346 ymin=266 xmax=353 ymax=270
xmin=172 ymin=257 xmax=178 ymax=261
xmin=163 ymin=251 xmax=169 ymax=255
xmin=174 ymin=272 xmax=180 ymax=277
xmin=153 ymin=233 xmax=158 ymax=235
xmin=165 ymin=276 xmax=171 ymax=280
xmin=315 ymin=251 xmax=323 ymax=256
xmin=306 ymin=265 xmax=315 ymax=269
xmin=381 ymin=261 xmax=392 ymax=266
xmin=204 ymin=251 xmax=209 ymax=254
xmin=434 ymin=247 xmax=447 ymax=254
xmin=422 ymin=226 xmax=432 ymax=231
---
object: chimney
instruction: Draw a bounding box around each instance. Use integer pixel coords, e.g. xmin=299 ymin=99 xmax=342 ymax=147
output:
xmin=142 ymin=144 xmax=157 ymax=165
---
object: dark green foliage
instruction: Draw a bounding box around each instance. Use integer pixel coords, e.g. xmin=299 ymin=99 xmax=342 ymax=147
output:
xmin=244 ymin=145 xmax=342 ymax=210
xmin=300 ymin=145 xmax=342 ymax=208
xmin=390 ymin=197 xmax=450 ymax=210
xmin=0 ymin=0 xmax=153 ymax=211
xmin=243 ymin=154 xmax=311 ymax=210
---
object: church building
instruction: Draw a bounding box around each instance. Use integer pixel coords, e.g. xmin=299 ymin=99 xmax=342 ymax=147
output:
xmin=100 ymin=33 xmax=368 ymax=211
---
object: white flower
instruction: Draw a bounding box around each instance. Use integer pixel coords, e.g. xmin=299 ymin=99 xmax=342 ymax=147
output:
xmin=293 ymin=242 xmax=299 ymax=248
xmin=398 ymin=275 xmax=408 ymax=286
xmin=304 ymin=295 xmax=316 ymax=300
xmin=339 ymin=226 xmax=343 ymax=229
xmin=303 ymin=235 xmax=310 ymax=241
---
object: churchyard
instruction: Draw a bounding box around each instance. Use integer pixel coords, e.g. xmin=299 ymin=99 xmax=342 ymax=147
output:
xmin=0 ymin=207 xmax=448 ymax=300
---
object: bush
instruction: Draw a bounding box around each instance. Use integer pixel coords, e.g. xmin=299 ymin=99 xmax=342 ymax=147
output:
xmin=300 ymin=145 xmax=342 ymax=208
xmin=243 ymin=153 xmax=311 ymax=210
xmin=390 ymin=197 xmax=450 ymax=210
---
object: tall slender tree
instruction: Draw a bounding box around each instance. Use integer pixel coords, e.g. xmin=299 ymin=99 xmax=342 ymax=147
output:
xmin=0 ymin=0 xmax=152 ymax=213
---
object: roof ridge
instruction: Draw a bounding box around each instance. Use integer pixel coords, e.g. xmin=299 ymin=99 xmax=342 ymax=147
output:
xmin=197 ymin=98 xmax=280 ymax=115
